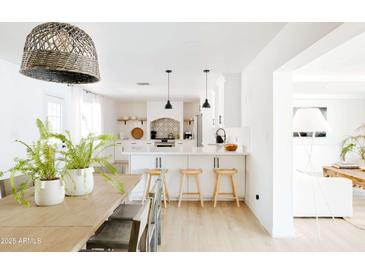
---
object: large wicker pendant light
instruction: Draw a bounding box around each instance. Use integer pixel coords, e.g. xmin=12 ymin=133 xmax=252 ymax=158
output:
xmin=165 ymin=70 xmax=173 ymax=109
xmin=202 ymin=69 xmax=211 ymax=108
xmin=20 ymin=22 xmax=100 ymax=84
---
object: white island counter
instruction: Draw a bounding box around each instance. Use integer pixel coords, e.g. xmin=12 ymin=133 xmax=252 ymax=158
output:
xmin=120 ymin=146 xmax=248 ymax=156
xmin=119 ymin=146 xmax=248 ymax=202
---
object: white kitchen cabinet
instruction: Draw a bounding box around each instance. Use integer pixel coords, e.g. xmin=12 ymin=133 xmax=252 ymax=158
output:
xmin=175 ymin=140 xmax=195 ymax=149
xmin=114 ymin=141 xmax=124 ymax=161
xmin=160 ymin=155 xmax=188 ymax=199
xmin=214 ymin=73 xmax=242 ymax=128
xmin=188 ymin=155 xmax=216 ymax=199
xmin=115 ymin=140 xmax=154 ymax=161
xmin=129 ymin=154 xmax=188 ymax=200
xmin=215 ymin=75 xmax=225 ymax=127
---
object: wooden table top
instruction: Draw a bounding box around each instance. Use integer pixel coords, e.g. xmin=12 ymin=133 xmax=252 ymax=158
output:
xmin=0 ymin=227 xmax=94 ymax=252
xmin=323 ymin=166 xmax=365 ymax=181
xmin=0 ymin=174 xmax=142 ymax=251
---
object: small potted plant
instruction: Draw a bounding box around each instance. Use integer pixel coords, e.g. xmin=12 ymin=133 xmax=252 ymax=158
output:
xmin=52 ymin=131 xmax=124 ymax=196
xmin=340 ymin=124 xmax=365 ymax=164
xmin=3 ymin=119 xmax=65 ymax=207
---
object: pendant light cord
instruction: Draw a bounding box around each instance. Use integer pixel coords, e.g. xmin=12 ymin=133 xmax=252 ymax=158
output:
xmin=205 ymin=71 xmax=208 ymax=98
xmin=168 ymin=72 xmax=170 ymax=100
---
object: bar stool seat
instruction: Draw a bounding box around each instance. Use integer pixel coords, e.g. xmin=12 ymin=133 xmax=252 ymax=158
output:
xmin=213 ymin=168 xmax=240 ymax=208
xmin=145 ymin=169 xmax=170 ymax=208
xmin=178 ymin=168 xmax=204 ymax=207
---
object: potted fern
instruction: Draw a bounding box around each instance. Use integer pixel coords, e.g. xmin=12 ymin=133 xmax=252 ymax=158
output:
xmin=3 ymin=119 xmax=65 ymax=207
xmin=340 ymin=125 xmax=365 ymax=165
xmin=52 ymin=131 xmax=123 ymax=196
xmin=340 ymin=124 xmax=365 ymax=164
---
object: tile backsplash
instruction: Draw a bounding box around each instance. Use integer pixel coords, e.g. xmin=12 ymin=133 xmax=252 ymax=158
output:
xmin=151 ymin=118 xmax=180 ymax=139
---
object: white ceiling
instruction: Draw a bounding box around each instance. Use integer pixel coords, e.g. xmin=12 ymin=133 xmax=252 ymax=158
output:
xmin=0 ymin=22 xmax=285 ymax=101
xmin=294 ymin=31 xmax=365 ymax=82
xmin=293 ymin=31 xmax=365 ymax=97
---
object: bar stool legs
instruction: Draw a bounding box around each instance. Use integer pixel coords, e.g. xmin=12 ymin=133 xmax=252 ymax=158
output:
xmin=178 ymin=169 xmax=204 ymax=208
xmin=213 ymin=169 xmax=240 ymax=208
xmin=144 ymin=169 xmax=170 ymax=208
xmin=213 ymin=173 xmax=221 ymax=208
xmin=195 ymin=174 xmax=204 ymax=207
xmin=162 ymin=173 xmax=170 ymax=208
xmin=230 ymin=174 xmax=240 ymax=207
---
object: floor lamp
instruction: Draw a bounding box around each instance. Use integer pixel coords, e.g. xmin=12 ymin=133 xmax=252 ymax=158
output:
xmin=293 ymin=108 xmax=332 ymax=237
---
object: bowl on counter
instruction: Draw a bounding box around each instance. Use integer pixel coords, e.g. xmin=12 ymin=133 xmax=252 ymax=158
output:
xmin=224 ymin=144 xmax=238 ymax=151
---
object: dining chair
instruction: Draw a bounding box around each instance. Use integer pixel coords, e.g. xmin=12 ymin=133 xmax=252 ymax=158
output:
xmin=85 ymin=176 xmax=164 ymax=252
xmin=86 ymin=198 xmax=151 ymax=252
xmin=146 ymin=176 xmax=163 ymax=251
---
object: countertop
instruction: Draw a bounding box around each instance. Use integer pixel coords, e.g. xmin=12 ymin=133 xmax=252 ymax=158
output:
xmin=120 ymin=146 xmax=248 ymax=156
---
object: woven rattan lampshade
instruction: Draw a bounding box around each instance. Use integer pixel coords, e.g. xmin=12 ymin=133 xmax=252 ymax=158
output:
xmin=20 ymin=22 xmax=100 ymax=84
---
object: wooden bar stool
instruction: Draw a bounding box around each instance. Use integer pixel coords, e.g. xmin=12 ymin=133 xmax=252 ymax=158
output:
xmin=144 ymin=169 xmax=170 ymax=208
xmin=213 ymin=168 xmax=240 ymax=208
xmin=178 ymin=168 xmax=204 ymax=208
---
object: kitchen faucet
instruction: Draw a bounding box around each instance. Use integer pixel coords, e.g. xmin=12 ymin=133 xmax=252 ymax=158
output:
xmin=216 ymin=128 xmax=226 ymax=144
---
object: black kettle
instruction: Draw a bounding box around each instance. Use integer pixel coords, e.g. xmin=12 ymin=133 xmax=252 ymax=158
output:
xmin=216 ymin=128 xmax=226 ymax=144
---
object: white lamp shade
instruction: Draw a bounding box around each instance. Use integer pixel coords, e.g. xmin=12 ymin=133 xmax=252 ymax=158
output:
xmin=293 ymin=108 xmax=330 ymax=133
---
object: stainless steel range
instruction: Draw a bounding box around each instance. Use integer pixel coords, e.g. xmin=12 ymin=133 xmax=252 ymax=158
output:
xmin=154 ymin=138 xmax=175 ymax=147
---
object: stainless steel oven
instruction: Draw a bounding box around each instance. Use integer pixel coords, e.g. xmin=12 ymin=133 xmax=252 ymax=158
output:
xmin=154 ymin=139 xmax=175 ymax=147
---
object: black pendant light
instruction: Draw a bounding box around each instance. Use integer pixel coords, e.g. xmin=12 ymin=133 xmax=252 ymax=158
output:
xmin=20 ymin=22 xmax=100 ymax=84
xmin=165 ymin=70 xmax=173 ymax=109
xmin=202 ymin=69 xmax=211 ymax=108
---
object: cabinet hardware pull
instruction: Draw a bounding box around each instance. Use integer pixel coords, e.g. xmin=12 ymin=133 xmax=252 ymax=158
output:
xmin=219 ymin=115 xmax=222 ymax=124
xmin=217 ymin=157 xmax=220 ymax=168
xmin=214 ymin=157 xmax=216 ymax=168
xmin=155 ymin=157 xmax=158 ymax=168
xmin=159 ymin=157 xmax=162 ymax=168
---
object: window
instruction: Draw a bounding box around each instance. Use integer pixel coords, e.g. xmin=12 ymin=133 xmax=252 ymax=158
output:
xmin=45 ymin=95 xmax=64 ymax=134
xmin=80 ymin=92 xmax=102 ymax=137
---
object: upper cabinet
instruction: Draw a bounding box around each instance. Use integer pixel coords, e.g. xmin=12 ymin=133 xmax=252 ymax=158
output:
xmin=214 ymin=73 xmax=242 ymax=128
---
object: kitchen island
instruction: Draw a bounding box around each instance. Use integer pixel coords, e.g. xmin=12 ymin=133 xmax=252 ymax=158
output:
xmin=120 ymin=146 xmax=248 ymax=201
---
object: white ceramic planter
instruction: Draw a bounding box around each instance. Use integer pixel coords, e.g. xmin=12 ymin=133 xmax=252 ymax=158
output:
xmin=34 ymin=178 xmax=65 ymax=206
xmin=64 ymin=167 xmax=94 ymax=196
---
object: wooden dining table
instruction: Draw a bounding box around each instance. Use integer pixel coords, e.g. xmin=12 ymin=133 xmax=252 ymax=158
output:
xmin=0 ymin=174 xmax=142 ymax=252
xmin=323 ymin=166 xmax=365 ymax=188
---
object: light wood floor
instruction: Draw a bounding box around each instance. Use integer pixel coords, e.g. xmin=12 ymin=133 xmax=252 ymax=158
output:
xmin=159 ymin=201 xmax=365 ymax=251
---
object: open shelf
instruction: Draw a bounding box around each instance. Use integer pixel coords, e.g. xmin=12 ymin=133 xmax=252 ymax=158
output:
xmin=117 ymin=118 xmax=147 ymax=125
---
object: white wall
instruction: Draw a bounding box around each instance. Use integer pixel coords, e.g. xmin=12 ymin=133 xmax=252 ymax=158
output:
xmin=293 ymin=97 xmax=365 ymax=171
xmin=0 ymin=59 xmax=74 ymax=172
xmin=241 ymin=23 xmax=342 ymax=237
xmin=0 ymin=59 xmax=119 ymax=174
